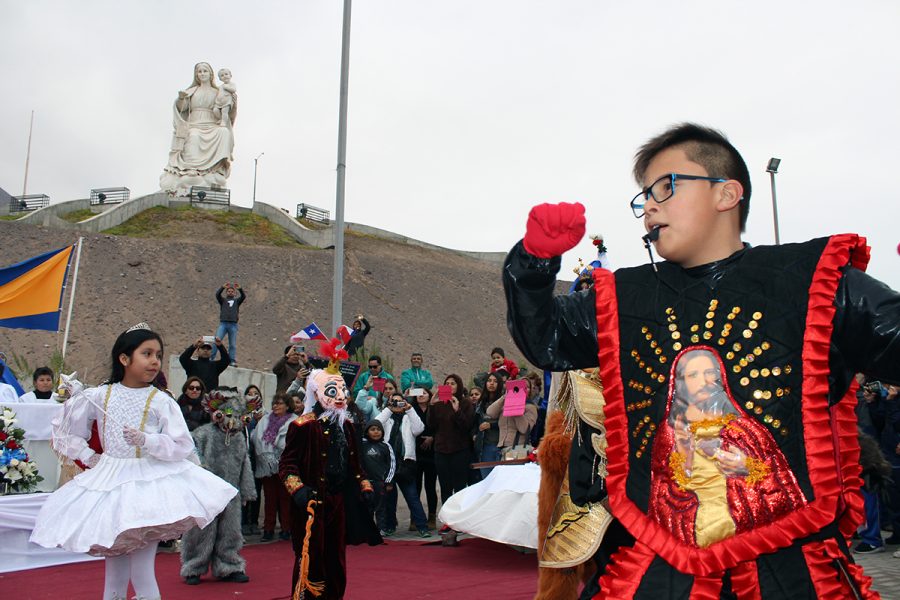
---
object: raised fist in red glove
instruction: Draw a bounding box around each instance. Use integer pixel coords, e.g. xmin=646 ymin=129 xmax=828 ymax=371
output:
xmin=522 ymin=202 xmax=586 ymax=258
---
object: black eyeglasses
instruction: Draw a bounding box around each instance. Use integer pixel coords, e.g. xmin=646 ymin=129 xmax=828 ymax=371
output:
xmin=187 ymin=386 xmax=202 ymax=391
xmin=368 ymin=365 xmax=379 ymax=370
xmin=630 ymin=173 xmax=727 ymax=218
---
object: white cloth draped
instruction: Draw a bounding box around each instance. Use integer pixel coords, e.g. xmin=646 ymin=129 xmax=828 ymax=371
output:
xmin=438 ymin=463 xmax=541 ymax=549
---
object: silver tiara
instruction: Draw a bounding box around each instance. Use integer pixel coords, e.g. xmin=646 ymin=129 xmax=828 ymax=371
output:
xmin=126 ymin=322 xmax=151 ymax=333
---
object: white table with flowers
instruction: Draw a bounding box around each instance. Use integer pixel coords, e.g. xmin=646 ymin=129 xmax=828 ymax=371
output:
xmin=0 ymin=404 xmax=100 ymax=572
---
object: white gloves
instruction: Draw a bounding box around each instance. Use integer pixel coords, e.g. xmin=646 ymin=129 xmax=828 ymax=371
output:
xmin=57 ymin=372 xmax=84 ymax=398
xmin=85 ymin=453 xmax=102 ymax=468
xmin=122 ymin=426 xmax=146 ymax=448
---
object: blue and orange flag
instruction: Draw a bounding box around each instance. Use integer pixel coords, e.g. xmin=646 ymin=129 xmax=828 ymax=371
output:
xmin=0 ymin=245 xmax=75 ymax=331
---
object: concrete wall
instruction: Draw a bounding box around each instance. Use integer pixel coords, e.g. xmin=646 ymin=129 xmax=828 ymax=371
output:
xmin=167 ymin=356 xmax=279 ymax=410
xmin=252 ymin=200 xmax=334 ymax=247
xmin=75 ymin=192 xmax=171 ymax=232
xmin=344 ymin=222 xmax=507 ymax=264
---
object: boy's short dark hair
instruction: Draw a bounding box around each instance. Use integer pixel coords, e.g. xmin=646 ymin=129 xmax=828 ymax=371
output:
xmin=33 ymin=366 xmax=54 ymax=382
xmin=491 ymin=347 xmax=505 ymax=357
xmin=369 ymin=355 xmax=382 ymax=365
xmin=633 ymin=123 xmax=752 ymax=231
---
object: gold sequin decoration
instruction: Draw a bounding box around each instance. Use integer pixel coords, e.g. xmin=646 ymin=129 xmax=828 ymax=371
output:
xmin=657 ymin=374 xmax=665 ymax=383
xmin=659 ymin=356 xmax=668 ymax=364
xmin=784 ymin=366 xmax=792 ymax=374
xmin=706 ymin=312 xmax=715 ymax=320
xmin=739 ymin=359 xmax=748 ymax=367
xmin=641 ymin=326 xmax=649 ymax=334
xmin=727 ymin=352 xmax=735 ymax=360
xmin=733 ymin=343 xmax=742 ymax=352
xmin=733 ymin=307 xmax=742 ymax=314
xmin=772 ymin=367 xmax=782 ymax=376
xmin=717 ymin=338 xmax=726 ymax=345
xmin=743 ymin=329 xmax=753 ymax=338
xmin=704 ymin=320 xmax=714 ymax=329
xmin=754 ymin=406 xmax=763 ymax=415
xmin=749 ymin=321 xmax=759 ymax=330
xmin=780 ymin=428 xmax=788 ymax=436
xmin=752 ymin=311 xmax=762 ymax=320
xmin=673 ymin=342 xmax=682 ymax=351
xmin=776 ymin=388 xmax=784 ymax=397
xmin=761 ymin=368 xmax=771 ymax=377
xmin=753 ymin=347 xmax=763 ymax=356
xmin=703 ymin=331 xmax=713 ymax=340
xmin=753 ymin=390 xmax=763 ymax=400
xmin=650 ymin=340 xmax=658 ymax=348
xmin=655 ymin=348 xmax=662 ymax=355
xmin=761 ymin=341 xmax=771 ymax=350
xmin=745 ymin=401 xmax=755 ymax=410
xmin=750 ymin=369 xmax=760 ymax=378
xmin=668 ymin=323 xmax=678 ymax=332
xmin=740 ymin=377 xmax=749 ymax=386
xmin=763 ymin=391 xmax=772 ymax=400
xmin=733 ymin=365 xmax=741 ymax=373
xmin=645 ymin=333 xmax=653 ymax=341
xmin=691 ymin=335 xmax=700 ymax=343
xmin=773 ymin=419 xmax=782 ymax=428
xmin=763 ymin=415 xmax=774 ymax=424
xmin=665 ymin=307 xmax=673 ymax=315
xmin=671 ymin=331 xmax=681 ymax=340
xmin=691 ymin=324 xmax=699 ymax=332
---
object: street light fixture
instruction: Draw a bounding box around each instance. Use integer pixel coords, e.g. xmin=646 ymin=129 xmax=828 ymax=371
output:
xmin=252 ymin=152 xmax=264 ymax=205
xmin=766 ymin=158 xmax=781 ymax=245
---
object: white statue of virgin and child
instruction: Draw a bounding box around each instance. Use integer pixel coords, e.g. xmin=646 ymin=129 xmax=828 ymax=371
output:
xmin=159 ymin=62 xmax=237 ymax=196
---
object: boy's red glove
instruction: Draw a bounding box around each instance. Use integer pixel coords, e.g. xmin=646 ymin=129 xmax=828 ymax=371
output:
xmin=522 ymin=202 xmax=586 ymax=258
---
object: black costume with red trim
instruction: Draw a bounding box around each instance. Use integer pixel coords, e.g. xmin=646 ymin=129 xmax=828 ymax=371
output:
xmin=504 ymin=234 xmax=900 ymax=599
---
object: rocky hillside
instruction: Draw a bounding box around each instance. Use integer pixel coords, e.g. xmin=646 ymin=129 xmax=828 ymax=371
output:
xmin=0 ymin=214 xmax=565 ymax=387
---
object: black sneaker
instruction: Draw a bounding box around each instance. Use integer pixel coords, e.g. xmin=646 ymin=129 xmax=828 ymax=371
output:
xmin=417 ymin=528 xmax=432 ymax=538
xmin=185 ymin=575 xmax=201 ymax=585
xmin=261 ymin=531 xmax=274 ymax=542
xmin=220 ymin=571 xmax=250 ymax=583
xmin=853 ymin=542 xmax=885 ymax=554
xmin=884 ymin=535 xmax=900 ymax=545
xmin=279 ymin=531 xmax=291 ymax=541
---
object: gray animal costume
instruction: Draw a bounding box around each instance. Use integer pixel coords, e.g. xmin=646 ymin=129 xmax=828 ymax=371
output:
xmin=180 ymin=387 xmax=260 ymax=582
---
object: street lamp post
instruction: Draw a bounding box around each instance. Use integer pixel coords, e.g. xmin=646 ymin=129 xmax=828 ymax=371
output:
xmin=252 ymin=152 xmax=264 ymax=205
xmin=332 ymin=0 xmax=352 ymax=336
xmin=766 ymin=158 xmax=781 ymax=245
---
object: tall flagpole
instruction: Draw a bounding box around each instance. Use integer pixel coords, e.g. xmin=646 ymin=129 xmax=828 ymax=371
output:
xmin=22 ymin=111 xmax=34 ymax=196
xmin=61 ymin=237 xmax=84 ymax=360
xmin=331 ymin=0 xmax=352 ymax=336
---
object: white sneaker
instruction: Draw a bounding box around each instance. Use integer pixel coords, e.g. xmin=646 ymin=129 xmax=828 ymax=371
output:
xmin=893 ymin=549 xmax=900 ymax=558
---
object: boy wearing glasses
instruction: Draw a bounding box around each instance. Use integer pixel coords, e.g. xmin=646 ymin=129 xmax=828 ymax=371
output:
xmin=503 ymin=123 xmax=899 ymax=599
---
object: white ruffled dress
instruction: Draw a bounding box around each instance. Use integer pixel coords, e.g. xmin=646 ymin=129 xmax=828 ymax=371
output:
xmin=30 ymin=383 xmax=237 ymax=556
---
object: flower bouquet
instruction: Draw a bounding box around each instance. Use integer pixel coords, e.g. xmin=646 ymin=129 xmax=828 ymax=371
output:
xmin=0 ymin=406 xmax=43 ymax=494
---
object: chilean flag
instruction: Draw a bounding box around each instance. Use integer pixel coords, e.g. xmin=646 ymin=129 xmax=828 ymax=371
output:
xmin=290 ymin=322 xmax=328 ymax=342
xmin=336 ymin=324 xmax=354 ymax=345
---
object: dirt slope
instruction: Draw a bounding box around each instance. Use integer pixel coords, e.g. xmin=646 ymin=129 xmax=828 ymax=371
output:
xmin=0 ymin=218 xmax=565 ymax=386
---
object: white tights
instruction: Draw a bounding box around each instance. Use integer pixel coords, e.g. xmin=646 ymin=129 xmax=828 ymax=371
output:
xmin=102 ymin=542 xmax=160 ymax=600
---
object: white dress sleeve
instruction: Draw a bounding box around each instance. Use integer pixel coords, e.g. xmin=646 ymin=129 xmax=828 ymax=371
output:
xmin=51 ymin=386 xmax=103 ymax=463
xmin=141 ymin=394 xmax=197 ymax=461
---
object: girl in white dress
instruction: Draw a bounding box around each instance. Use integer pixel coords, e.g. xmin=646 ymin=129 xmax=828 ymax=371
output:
xmin=30 ymin=324 xmax=237 ymax=600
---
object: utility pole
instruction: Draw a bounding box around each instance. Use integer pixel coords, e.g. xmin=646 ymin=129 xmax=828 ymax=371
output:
xmin=22 ymin=111 xmax=34 ymax=196
xmin=252 ymin=152 xmax=264 ymax=204
xmin=332 ymin=0 xmax=352 ymax=336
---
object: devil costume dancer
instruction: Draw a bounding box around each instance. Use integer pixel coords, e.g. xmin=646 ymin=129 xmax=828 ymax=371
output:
xmin=279 ymin=338 xmax=380 ymax=600
xmin=504 ymin=235 xmax=900 ymax=599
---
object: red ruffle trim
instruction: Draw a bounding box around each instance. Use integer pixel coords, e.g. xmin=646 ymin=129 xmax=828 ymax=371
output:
xmin=593 ymin=541 xmax=655 ymax=600
xmin=729 ymin=561 xmax=761 ymax=600
xmin=802 ymin=538 xmax=880 ymax=599
xmin=593 ymin=235 xmax=871 ymax=577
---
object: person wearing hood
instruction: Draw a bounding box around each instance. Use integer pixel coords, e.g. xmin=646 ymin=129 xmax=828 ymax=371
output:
xmin=360 ymin=419 xmax=395 ymax=535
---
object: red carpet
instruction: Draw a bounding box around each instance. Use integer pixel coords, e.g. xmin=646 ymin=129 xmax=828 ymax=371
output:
xmin=0 ymin=538 xmax=537 ymax=599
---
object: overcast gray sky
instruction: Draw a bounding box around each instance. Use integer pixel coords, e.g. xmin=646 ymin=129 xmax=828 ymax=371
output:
xmin=2 ymin=1 xmax=898 ymax=289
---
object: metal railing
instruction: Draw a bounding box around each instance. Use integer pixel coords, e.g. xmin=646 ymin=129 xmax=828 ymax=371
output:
xmin=190 ymin=187 xmax=230 ymax=206
xmin=296 ymin=203 xmax=330 ymax=223
xmin=10 ymin=194 xmax=50 ymax=213
xmin=90 ymin=187 xmax=130 ymax=205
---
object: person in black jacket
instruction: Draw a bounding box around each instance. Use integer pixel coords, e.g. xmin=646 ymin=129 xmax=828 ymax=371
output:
xmin=214 ymin=283 xmax=246 ymax=366
xmin=360 ymin=419 xmax=396 ymax=535
xmin=177 ymin=376 xmax=209 ymax=431
xmin=343 ymin=314 xmax=370 ymax=358
xmin=180 ymin=337 xmax=230 ymax=392
xmin=503 ymin=123 xmax=900 ymax=599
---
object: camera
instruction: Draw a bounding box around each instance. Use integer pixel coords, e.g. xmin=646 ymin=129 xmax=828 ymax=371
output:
xmin=201 ymin=335 xmax=216 ymax=344
xmin=863 ymin=381 xmax=883 ymax=395
xmin=389 ymin=399 xmax=407 ymax=408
